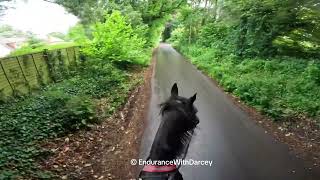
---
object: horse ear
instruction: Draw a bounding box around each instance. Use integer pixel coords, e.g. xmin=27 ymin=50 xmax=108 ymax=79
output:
xmin=171 ymin=83 xmax=178 ymax=97
xmin=189 ymin=93 xmax=197 ymax=104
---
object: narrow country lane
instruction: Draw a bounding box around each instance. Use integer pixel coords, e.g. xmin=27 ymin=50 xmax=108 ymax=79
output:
xmin=139 ymin=44 xmax=320 ymax=180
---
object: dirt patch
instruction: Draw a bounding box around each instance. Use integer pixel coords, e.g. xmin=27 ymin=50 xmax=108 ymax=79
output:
xmin=191 ymin=64 xmax=320 ymax=171
xmin=40 ymin=62 xmax=154 ymax=179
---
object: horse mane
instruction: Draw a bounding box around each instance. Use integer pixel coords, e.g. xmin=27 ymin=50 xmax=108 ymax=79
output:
xmin=157 ymin=100 xmax=198 ymax=158
xmin=159 ymin=99 xmax=198 ymax=116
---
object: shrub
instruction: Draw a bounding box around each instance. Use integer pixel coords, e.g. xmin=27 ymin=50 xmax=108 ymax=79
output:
xmin=62 ymin=96 xmax=98 ymax=130
xmin=197 ymin=23 xmax=229 ymax=48
xmin=304 ymin=61 xmax=320 ymax=84
xmin=83 ymin=11 xmax=147 ymax=65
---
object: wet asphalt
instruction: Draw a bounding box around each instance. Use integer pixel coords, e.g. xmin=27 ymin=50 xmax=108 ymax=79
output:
xmin=139 ymin=44 xmax=320 ymax=180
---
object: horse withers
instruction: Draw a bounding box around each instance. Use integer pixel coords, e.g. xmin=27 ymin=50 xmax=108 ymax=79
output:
xmin=139 ymin=83 xmax=199 ymax=180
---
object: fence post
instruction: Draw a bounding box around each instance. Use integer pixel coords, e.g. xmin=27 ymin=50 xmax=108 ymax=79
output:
xmin=65 ymin=48 xmax=71 ymax=65
xmin=64 ymin=48 xmax=70 ymax=65
xmin=0 ymin=59 xmax=14 ymax=94
xmin=73 ymin=47 xmax=77 ymax=61
xmin=57 ymin=50 xmax=63 ymax=65
xmin=31 ymin=54 xmax=43 ymax=86
xmin=16 ymin=56 xmax=30 ymax=93
xmin=16 ymin=56 xmax=29 ymax=83
xmin=31 ymin=54 xmax=41 ymax=78
xmin=73 ymin=47 xmax=78 ymax=66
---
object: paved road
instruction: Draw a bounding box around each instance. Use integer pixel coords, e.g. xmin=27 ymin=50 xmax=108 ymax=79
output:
xmin=139 ymin=44 xmax=320 ymax=180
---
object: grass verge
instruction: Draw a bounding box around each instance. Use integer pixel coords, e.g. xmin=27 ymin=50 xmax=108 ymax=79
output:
xmin=177 ymin=44 xmax=320 ymax=124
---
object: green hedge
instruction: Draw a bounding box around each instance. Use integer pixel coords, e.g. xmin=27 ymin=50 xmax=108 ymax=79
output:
xmin=179 ymin=45 xmax=320 ymax=122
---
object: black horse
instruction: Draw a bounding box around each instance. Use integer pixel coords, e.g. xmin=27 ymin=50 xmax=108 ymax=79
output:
xmin=139 ymin=83 xmax=199 ymax=180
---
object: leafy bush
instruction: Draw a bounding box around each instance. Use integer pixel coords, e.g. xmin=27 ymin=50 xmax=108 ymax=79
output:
xmin=83 ymin=11 xmax=148 ymax=65
xmin=63 ymin=96 xmax=97 ymax=129
xmin=197 ymin=23 xmax=230 ymax=48
xmin=169 ymin=26 xmax=187 ymax=47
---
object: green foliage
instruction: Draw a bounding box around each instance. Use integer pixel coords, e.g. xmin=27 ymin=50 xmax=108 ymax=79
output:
xmin=9 ymin=36 xmax=46 ymax=56
xmin=145 ymin=18 xmax=168 ymax=46
xmin=55 ymin=0 xmax=185 ymax=25
xmin=197 ymin=23 xmax=233 ymax=52
xmin=179 ymin=45 xmax=320 ymax=120
xmin=27 ymin=36 xmax=45 ymax=48
xmin=55 ymin=0 xmax=185 ymax=47
xmin=168 ymin=26 xmax=186 ymax=46
xmin=10 ymin=42 xmax=76 ymax=56
xmin=0 ymin=90 xmax=97 ymax=178
xmin=66 ymin=24 xmax=89 ymax=45
xmin=170 ymin=0 xmax=320 ymax=58
xmin=170 ymin=0 xmax=320 ymax=123
xmin=0 ymin=56 xmax=142 ymax=179
xmin=83 ymin=11 xmax=148 ymax=65
xmin=62 ymin=95 xmax=98 ymax=129
xmin=1 ymin=1 xmax=160 ymax=179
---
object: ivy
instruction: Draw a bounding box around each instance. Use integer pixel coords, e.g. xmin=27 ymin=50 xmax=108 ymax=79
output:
xmin=0 ymin=58 xmax=142 ymax=179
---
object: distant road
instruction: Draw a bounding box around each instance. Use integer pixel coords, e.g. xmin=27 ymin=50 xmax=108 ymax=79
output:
xmin=139 ymin=43 xmax=320 ymax=180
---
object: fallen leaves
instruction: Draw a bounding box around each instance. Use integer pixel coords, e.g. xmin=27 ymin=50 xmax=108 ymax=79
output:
xmin=40 ymin=85 xmax=148 ymax=179
xmin=37 ymin=64 xmax=152 ymax=180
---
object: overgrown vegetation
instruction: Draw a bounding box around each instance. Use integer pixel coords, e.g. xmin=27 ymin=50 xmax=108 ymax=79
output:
xmin=0 ymin=58 xmax=141 ymax=179
xmin=178 ymin=45 xmax=320 ymax=120
xmin=169 ymin=0 xmax=320 ymax=123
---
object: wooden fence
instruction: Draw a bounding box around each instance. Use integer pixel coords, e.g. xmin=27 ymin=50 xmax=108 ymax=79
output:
xmin=0 ymin=46 xmax=80 ymax=100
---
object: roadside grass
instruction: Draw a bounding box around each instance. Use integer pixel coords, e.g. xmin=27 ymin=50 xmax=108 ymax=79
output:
xmin=0 ymin=58 xmax=143 ymax=179
xmin=9 ymin=42 xmax=77 ymax=57
xmin=178 ymin=45 xmax=320 ymax=123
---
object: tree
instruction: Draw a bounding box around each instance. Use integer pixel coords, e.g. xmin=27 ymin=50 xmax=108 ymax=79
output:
xmin=49 ymin=0 xmax=187 ymax=46
xmin=168 ymin=0 xmax=320 ymax=57
xmin=83 ymin=11 xmax=147 ymax=65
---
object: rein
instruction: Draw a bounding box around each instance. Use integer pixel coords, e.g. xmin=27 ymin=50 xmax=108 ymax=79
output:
xmin=142 ymin=164 xmax=177 ymax=173
xmin=140 ymin=129 xmax=194 ymax=179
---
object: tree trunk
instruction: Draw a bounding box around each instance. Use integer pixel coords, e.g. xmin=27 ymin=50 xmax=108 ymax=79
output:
xmin=213 ymin=0 xmax=218 ymax=21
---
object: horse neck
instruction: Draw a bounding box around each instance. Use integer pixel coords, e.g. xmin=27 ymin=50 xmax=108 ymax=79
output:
xmin=149 ymin=110 xmax=189 ymax=161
